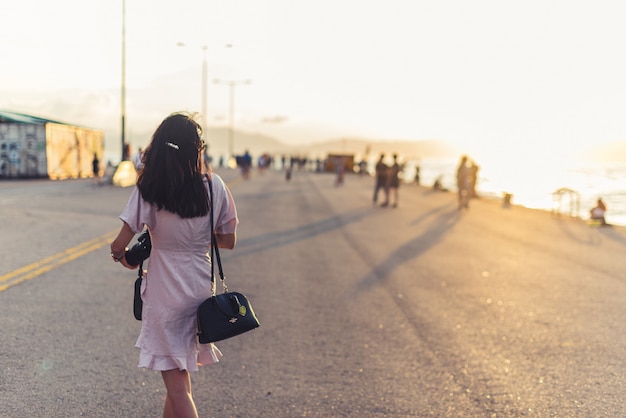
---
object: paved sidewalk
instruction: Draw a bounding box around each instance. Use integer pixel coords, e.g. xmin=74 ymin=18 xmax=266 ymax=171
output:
xmin=1 ymin=168 xmax=625 ymax=417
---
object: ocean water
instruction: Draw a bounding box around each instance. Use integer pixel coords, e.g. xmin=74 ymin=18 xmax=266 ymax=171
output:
xmin=402 ymin=158 xmax=626 ymax=227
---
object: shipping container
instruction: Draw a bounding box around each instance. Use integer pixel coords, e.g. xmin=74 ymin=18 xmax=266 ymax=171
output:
xmin=0 ymin=110 xmax=104 ymax=179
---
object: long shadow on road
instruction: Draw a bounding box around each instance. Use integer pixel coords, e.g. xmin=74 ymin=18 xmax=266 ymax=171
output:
xmin=232 ymin=206 xmax=376 ymax=257
xmin=356 ymin=202 xmax=461 ymax=293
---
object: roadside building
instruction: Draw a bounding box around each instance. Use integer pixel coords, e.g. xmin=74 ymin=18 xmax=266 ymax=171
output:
xmin=325 ymin=153 xmax=354 ymax=173
xmin=0 ymin=110 xmax=104 ymax=179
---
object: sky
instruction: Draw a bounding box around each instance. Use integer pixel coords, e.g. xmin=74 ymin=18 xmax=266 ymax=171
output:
xmin=1 ymin=0 xmax=626 ymax=164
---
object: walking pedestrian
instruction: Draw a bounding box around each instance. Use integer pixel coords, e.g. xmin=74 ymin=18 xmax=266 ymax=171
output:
xmin=388 ymin=153 xmax=402 ymax=208
xmin=92 ymin=152 xmax=101 ymax=185
xmin=456 ymin=155 xmax=471 ymax=209
xmin=373 ymin=153 xmax=389 ymax=206
xmin=469 ymin=161 xmax=479 ymax=198
xmin=110 ymin=112 xmax=239 ymax=418
xmin=241 ymin=150 xmax=252 ymax=179
xmin=134 ymin=147 xmax=144 ymax=171
xmin=414 ymin=165 xmax=421 ymax=185
xmin=334 ymin=156 xmax=345 ymax=187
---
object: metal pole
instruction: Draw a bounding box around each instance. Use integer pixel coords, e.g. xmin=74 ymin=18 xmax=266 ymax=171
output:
xmin=178 ymin=43 xmax=209 ymax=133
xmin=201 ymin=46 xmax=208 ymax=132
xmin=229 ymin=82 xmax=235 ymax=158
xmin=120 ymin=0 xmax=127 ymax=161
xmin=214 ymin=78 xmax=249 ymax=160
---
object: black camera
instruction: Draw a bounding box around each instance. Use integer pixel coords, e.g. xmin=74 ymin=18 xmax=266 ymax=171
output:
xmin=125 ymin=230 xmax=152 ymax=266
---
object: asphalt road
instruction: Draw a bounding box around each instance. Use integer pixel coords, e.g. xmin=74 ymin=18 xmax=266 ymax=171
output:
xmin=1 ymin=168 xmax=625 ymax=417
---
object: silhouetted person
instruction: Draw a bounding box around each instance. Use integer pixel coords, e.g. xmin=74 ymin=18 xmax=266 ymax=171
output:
xmin=373 ymin=153 xmax=389 ymax=206
xmin=590 ymin=198 xmax=607 ymax=225
xmin=123 ymin=143 xmax=132 ymax=161
xmin=92 ymin=153 xmax=101 ymax=185
xmin=334 ymin=157 xmax=345 ymax=187
xmin=414 ymin=165 xmax=420 ymax=185
xmin=433 ymin=175 xmax=447 ymax=191
xmin=359 ymin=160 xmax=367 ymax=175
xmin=456 ymin=155 xmax=471 ymax=209
xmin=388 ymin=153 xmax=402 ymax=208
xmin=469 ymin=162 xmax=479 ymax=198
xmin=241 ymin=150 xmax=252 ymax=179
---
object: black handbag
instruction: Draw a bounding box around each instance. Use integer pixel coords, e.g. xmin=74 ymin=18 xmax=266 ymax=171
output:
xmin=197 ymin=174 xmax=260 ymax=344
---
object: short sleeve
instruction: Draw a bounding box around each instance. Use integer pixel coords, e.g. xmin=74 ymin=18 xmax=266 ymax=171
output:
xmin=211 ymin=175 xmax=238 ymax=234
xmin=119 ymin=187 xmax=157 ymax=233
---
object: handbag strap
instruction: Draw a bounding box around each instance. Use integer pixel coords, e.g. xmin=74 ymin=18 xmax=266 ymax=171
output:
xmin=206 ymin=173 xmax=227 ymax=294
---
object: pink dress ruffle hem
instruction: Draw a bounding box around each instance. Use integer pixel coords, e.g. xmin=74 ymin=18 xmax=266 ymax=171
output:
xmin=136 ymin=342 xmax=223 ymax=372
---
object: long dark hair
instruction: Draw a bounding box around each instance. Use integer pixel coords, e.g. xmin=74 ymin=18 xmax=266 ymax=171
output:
xmin=136 ymin=112 xmax=209 ymax=218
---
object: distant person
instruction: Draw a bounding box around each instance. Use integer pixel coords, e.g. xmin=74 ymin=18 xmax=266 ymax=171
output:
xmin=334 ymin=157 xmax=345 ymax=187
xmin=502 ymin=192 xmax=513 ymax=207
xmin=456 ymin=155 xmax=471 ymax=209
xmin=388 ymin=153 xmax=402 ymax=208
xmin=241 ymin=150 xmax=252 ymax=179
xmin=469 ymin=161 xmax=479 ymax=198
xmin=92 ymin=153 xmax=101 ymax=185
xmin=124 ymin=143 xmax=132 ymax=161
xmin=203 ymin=149 xmax=211 ymax=171
xmin=134 ymin=148 xmax=144 ymax=171
xmin=433 ymin=175 xmax=447 ymax=192
xmin=359 ymin=160 xmax=367 ymax=176
xmin=414 ymin=165 xmax=421 ymax=185
xmin=373 ymin=153 xmax=389 ymax=206
xmin=590 ymin=198 xmax=607 ymax=225
xmin=102 ymin=161 xmax=116 ymax=185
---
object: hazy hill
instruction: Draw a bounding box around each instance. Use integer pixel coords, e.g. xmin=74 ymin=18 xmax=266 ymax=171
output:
xmin=205 ymin=128 xmax=460 ymax=162
xmin=291 ymin=137 xmax=461 ymax=160
xmin=205 ymin=128 xmax=292 ymax=158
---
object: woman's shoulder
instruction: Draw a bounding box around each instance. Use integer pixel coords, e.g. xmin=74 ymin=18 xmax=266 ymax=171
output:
xmin=203 ymin=172 xmax=226 ymax=185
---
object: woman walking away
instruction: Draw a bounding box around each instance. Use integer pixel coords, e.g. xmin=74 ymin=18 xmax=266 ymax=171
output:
xmin=110 ymin=112 xmax=239 ymax=417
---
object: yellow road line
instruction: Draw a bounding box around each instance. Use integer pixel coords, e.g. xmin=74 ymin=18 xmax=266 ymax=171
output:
xmin=0 ymin=175 xmax=241 ymax=292
xmin=0 ymin=229 xmax=119 ymax=292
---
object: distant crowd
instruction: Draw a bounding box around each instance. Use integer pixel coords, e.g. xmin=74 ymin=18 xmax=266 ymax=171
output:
xmin=113 ymin=145 xmax=613 ymax=226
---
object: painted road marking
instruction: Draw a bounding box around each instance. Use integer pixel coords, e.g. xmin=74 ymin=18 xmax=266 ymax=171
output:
xmin=0 ymin=176 xmax=241 ymax=292
xmin=0 ymin=229 xmax=119 ymax=292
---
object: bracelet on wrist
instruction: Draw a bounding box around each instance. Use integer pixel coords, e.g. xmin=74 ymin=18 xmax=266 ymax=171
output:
xmin=110 ymin=252 xmax=124 ymax=262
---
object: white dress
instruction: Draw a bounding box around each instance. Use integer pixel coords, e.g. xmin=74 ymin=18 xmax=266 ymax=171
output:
xmin=120 ymin=174 xmax=238 ymax=371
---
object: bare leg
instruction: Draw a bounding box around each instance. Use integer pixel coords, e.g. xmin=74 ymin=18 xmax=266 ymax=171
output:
xmin=373 ymin=182 xmax=381 ymax=203
xmin=380 ymin=186 xmax=390 ymax=206
xmin=161 ymin=369 xmax=198 ymax=418
xmin=163 ymin=395 xmax=173 ymax=418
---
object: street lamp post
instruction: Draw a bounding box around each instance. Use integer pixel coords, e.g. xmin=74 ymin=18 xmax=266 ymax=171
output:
xmin=214 ymin=79 xmax=250 ymax=159
xmin=201 ymin=45 xmax=208 ymax=132
xmin=120 ymin=0 xmax=127 ymax=161
xmin=177 ymin=42 xmax=209 ymax=132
